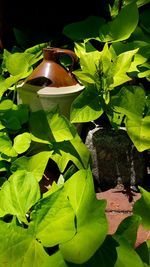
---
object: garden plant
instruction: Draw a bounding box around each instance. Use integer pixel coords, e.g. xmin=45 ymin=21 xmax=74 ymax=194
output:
xmin=0 ymin=0 xmax=150 ymax=266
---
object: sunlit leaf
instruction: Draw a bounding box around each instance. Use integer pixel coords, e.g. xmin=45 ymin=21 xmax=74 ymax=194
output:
xmin=0 ymin=170 xmax=40 ymax=223
xmin=5 ymin=51 xmax=30 ymax=76
xmin=108 ymin=49 xmax=138 ymax=88
xmin=60 ymin=169 xmax=108 ymax=264
xmin=0 ymin=132 xmax=17 ymax=157
xmin=111 ymin=86 xmax=146 ymax=119
xmin=11 ymin=151 xmax=50 ymax=181
xmin=99 ymin=3 xmax=139 ymax=42
xmin=0 ymin=99 xmax=13 ymax=111
xmin=126 ymin=115 xmax=150 ymax=152
xmin=41 ymin=251 xmax=68 ymax=267
xmin=47 ymin=111 xmax=75 ymax=142
xmin=69 ymin=134 xmax=91 ymax=168
xmin=30 ymin=187 xmax=75 ymax=247
xmin=70 ymin=85 xmax=103 ymax=123
xmin=0 ymin=221 xmax=49 ymax=267
xmin=67 ymin=235 xmax=118 ymax=267
xmin=13 ymin=132 xmax=31 ymax=154
xmin=133 ymin=187 xmax=150 ymax=229
xmin=49 ymin=133 xmax=90 ymax=172
xmin=63 ymin=16 xmax=105 ymax=41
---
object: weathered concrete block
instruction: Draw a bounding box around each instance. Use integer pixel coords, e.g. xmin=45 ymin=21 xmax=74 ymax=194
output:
xmin=85 ymin=127 xmax=145 ymax=191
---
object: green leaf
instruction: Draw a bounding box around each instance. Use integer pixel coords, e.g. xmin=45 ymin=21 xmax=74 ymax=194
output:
xmin=73 ymin=46 xmax=99 ymax=86
xmin=68 ymin=235 xmax=118 ymax=267
xmin=29 ymin=110 xmax=52 ymax=144
xmin=108 ymin=49 xmax=138 ymax=88
xmin=0 ymin=75 xmax=26 ymax=99
xmin=2 ymin=113 xmax=21 ymax=130
xmin=129 ymin=45 xmax=150 ymax=74
xmin=43 ymin=180 xmax=64 ymax=199
xmin=30 ymin=108 xmax=75 ymax=144
xmin=47 ymin=111 xmax=75 ymax=142
xmin=136 ymin=240 xmax=150 ymax=266
xmin=126 ymin=115 xmax=150 ymax=152
xmin=101 ymin=43 xmax=112 ymax=74
xmin=107 ymin=109 xmax=124 ymax=129
xmin=0 ymin=132 xmax=17 ymax=157
xmin=110 ymin=40 xmax=150 ymax=58
xmin=115 ymin=215 xmax=142 ymax=247
xmin=72 ymin=69 xmax=95 ymax=84
xmin=0 ymin=170 xmax=40 ymax=223
xmin=0 ymin=99 xmax=13 ymax=111
xmin=2 ymin=104 xmax=29 ymax=130
xmin=30 ymin=187 xmax=75 ymax=247
xmin=63 ymin=3 xmax=138 ymax=43
xmin=11 ymin=151 xmax=50 ymax=181
xmin=140 ymin=6 xmax=150 ymax=34
xmin=0 ymin=221 xmax=49 ymax=267
xmin=50 ymin=134 xmax=90 ymax=172
xmin=70 ymin=85 xmax=103 ymax=123
xmin=13 ymin=132 xmax=31 ymax=154
xmin=113 ymin=235 xmax=144 ymax=267
xmin=59 ymin=168 xmax=108 ymax=264
xmin=25 ymin=42 xmax=48 ymax=54
xmin=63 ymin=16 xmax=105 ymax=41
xmin=128 ymin=25 xmax=150 ymax=44
xmin=0 ymin=161 xmax=9 ymax=172
xmin=41 ymin=251 xmax=68 ymax=267
xmin=137 ymin=0 xmax=150 ymax=7
xmin=5 ymin=51 xmax=30 ymax=76
xmin=133 ymin=187 xmax=150 ymax=230
xmin=111 ymin=86 xmax=146 ymax=119
xmin=64 ymin=234 xmax=143 ymax=267
xmin=73 ymin=45 xmax=102 ymax=83
xmin=16 ymin=104 xmax=29 ymax=124
xmin=0 ymin=121 xmax=5 ymax=130
xmin=49 ymin=145 xmax=76 ymax=173
xmin=99 ymin=3 xmax=139 ymax=42
xmin=69 ymin=134 xmax=91 ymax=169
xmin=138 ymin=66 xmax=150 ymax=78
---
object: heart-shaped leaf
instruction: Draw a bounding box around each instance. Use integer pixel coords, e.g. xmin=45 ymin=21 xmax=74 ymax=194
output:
xmin=0 ymin=221 xmax=49 ymax=267
xmin=30 ymin=187 xmax=75 ymax=247
xmin=70 ymin=85 xmax=103 ymax=123
xmin=13 ymin=132 xmax=31 ymax=154
xmin=59 ymin=168 xmax=108 ymax=264
xmin=0 ymin=170 xmax=40 ymax=223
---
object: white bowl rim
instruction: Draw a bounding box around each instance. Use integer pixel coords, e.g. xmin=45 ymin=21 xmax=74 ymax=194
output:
xmin=37 ymin=84 xmax=85 ymax=96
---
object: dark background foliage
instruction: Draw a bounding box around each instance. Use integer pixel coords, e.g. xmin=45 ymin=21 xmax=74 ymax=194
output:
xmin=0 ymin=0 xmax=108 ymax=49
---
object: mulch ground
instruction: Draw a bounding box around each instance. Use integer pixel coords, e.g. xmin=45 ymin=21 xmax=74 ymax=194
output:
xmin=96 ymin=185 xmax=150 ymax=247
